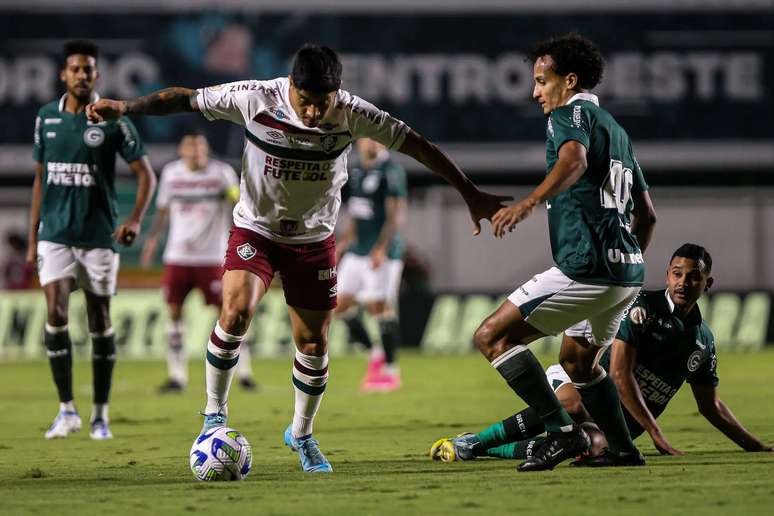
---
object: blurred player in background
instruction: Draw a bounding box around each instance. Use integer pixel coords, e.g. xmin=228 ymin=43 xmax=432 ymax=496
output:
xmin=432 ymin=244 xmax=772 ymax=462
xmin=473 ymin=33 xmax=658 ymax=471
xmin=336 ymin=138 xmax=407 ymax=392
xmin=88 ymin=44 xmax=507 ymax=473
xmin=27 ymin=40 xmax=156 ymax=440
xmin=141 ymin=130 xmax=256 ymax=393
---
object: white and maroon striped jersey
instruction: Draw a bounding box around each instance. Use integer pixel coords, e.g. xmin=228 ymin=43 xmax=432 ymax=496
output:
xmin=156 ymin=158 xmax=238 ymax=266
xmin=195 ymin=77 xmax=409 ymax=244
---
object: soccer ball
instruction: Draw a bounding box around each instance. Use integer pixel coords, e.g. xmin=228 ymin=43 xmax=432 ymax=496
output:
xmin=189 ymin=427 xmax=252 ymax=481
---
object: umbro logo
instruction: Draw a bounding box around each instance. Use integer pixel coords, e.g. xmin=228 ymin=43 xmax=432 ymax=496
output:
xmin=236 ymin=243 xmax=256 ymax=260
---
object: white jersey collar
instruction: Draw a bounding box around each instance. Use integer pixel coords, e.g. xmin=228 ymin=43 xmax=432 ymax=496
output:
xmin=665 ymin=289 xmax=676 ymax=313
xmin=565 ymin=92 xmax=599 ymax=106
xmin=59 ymin=91 xmax=101 ymax=112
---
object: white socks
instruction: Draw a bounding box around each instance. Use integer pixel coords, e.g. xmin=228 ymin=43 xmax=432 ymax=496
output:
xmin=204 ymin=322 xmax=243 ymax=415
xmin=291 ymin=351 xmax=329 ymax=439
xmin=166 ymin=320 xmax=187 ymax=385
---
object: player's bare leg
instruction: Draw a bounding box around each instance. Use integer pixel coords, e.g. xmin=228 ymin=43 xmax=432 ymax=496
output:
xmin=43 ymin=278 xmax=81 ymax=439
xmin=84 ymin=291 xmax=115 ymax=439
xmin=560 ymin=334 xmax=643 ymax=466
xmin=284 ymin=305 xmax=333 ymax=472
xmin=473 ymin=301 xmax=589 ymax=471
xmin=202 ymin=270 xmax=265 ymax=431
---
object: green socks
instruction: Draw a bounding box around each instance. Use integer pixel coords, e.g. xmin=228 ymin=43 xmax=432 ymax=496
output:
xmin=475 ymin=407 xmax=545 ymax=451
xmin=343 ymin=312 xmax=373 ymax=350
xmin=44 ymin=324 xmax=73 ymax=403
xmin=577 ymin=372 xmax=636 ymax=454
xmin=492 ymin=347 xmax=574 ymax=433
xmin=485 ymin=438 xmax=544 ymax=460
xmin=92 ymin=330 xmax=116 ymax=405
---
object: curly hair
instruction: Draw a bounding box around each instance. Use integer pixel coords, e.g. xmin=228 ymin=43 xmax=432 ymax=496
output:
xmin=62 ymin=40 xmax=98 ymax=67
xmin=528 ymin=33 xmax=604 ymax=90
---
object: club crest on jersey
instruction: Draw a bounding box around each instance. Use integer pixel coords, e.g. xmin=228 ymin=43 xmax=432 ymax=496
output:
xmin=320 ymin=134 xmax=338 ymax=153
xmin=236 ymin=243 xmax=256 ymax=260
xmin=83 ymin=127 xmax=105 ymax=148
xmin=687 ymin=350 xmax=703 ymax=372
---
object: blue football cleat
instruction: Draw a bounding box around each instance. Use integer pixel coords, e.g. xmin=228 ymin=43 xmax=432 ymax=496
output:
xmin=200 ymin=412 xmax=227 ymax=434
xmin=283 ymin=424 xmax=333 ymax=473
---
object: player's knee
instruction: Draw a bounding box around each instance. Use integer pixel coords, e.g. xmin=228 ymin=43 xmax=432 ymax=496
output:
xmin=219 ymin=304 xmax=251 ymax=335
xmin=296 ymin=334 xmax=328 ymax=357
xmin=473 ymin=321 xmax=497 ymax=356
xmin=562 ymin=397 xmax=586 ymax=420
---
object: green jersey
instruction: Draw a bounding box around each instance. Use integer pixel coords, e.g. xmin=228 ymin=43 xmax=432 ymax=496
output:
xmin=545 ymin=93 xmax=648 ymax=286
xmin=346 ymin=154 xmax=407 ymax=260
xmin=33 ymin=94 xmax=146 ymax=250
xmin=599 ymin=289 xmax=718 ymax=438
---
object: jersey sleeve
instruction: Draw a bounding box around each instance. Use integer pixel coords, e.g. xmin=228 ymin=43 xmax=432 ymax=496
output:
xmin=615 ymin=294 xmax=648 ymax=347
xmin=155 ymin=165 xmax=172 ymax=209
xmin=687 ymin=326 xmax=720 ymax=387
xmin=549 ymin=104 xmax=590 ymax=151
xmin=32 ymin=112 xmax=44 ymax=163
xmin=196 ymin=81 xmax=265 ymax=126
xmin=345 ymin=95 xmax=409 ymax=150
xmin=117 ymin=117 xmax=146 ymax=163
xmin=385 ymin=162 xmax=408 ymax=198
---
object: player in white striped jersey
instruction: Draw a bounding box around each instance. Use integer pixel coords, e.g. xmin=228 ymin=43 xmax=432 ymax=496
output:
xmin=87 ymin=44 xmax=509 ymax=473
xmin=141 ymin=130 xmax=256 ymax=393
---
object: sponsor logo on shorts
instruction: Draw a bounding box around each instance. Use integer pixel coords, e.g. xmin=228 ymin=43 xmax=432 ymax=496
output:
xmin=318 ymin=267 xmax=337 ymax=280
xmin=687 ymin=350 xmax=703 ymax=372
xmin=83 ymin=126 xmax=105 ymax=148
xmin=329 ymin=285 xmax=338 ymax=297
xmin=236 ymin=243 xmax=256 ymax=260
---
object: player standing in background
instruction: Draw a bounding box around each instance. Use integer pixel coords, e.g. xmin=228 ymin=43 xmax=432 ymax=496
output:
xmin=87 ymin=44 xmax=507 ymax=472
xmin=472 ymin=33 xmax=658 ymax=471
xmin=336 ymin=138 xmax=407 ymax=392
xmin=433 ymin=244 xmax=772 ymax=463
xmin=141 ymin=130 xmax=257 ymax=393
xmin=27 ymin=40 xmax=156 ymax=440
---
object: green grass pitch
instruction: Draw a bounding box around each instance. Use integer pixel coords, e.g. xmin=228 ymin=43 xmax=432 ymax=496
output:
xmin=1 ymin=351 xmax=773 ymax=515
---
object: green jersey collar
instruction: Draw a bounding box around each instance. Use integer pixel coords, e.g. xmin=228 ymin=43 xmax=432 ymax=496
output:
xmin=58 ymin=91 xmax=101 ymax=112
xmin=565 ymin=92 xmax=599 ymax=106
xmin=664 ymin=289 xmax=703 ymax=327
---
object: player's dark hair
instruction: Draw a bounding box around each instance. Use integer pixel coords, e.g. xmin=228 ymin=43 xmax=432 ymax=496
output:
xmin=528 ymin=33 xmax=604 ymax=90
xmin=291 ymin=44 xmax=342 ymax=94
xmin=671 ymin=243 xmax=713 ymax=274
xmin=180 ymin=128 xmax=207 ymax=139
xmin=62 ymin=40 xmax=99 ymax=67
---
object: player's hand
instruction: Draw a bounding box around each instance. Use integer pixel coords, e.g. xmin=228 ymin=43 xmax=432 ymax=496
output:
xmin=113 ymin=219 xmax=141 ymax=247
xmin=86 ymin=99 xmax=126 ymax=123
xmin=25 ymin=237 xmax=37 ymax=266
xmin=369 ymin=246 xmax=387 ymax=269
xmin=140 ymin=236 xmax=157 ymax=269
xmin=491 ymin=198 xmax=538 ymax=238
xmin=652 ymin=432 xmax=684 ymax=456
xmin=464 ymin=189 xmax=513 ymax=236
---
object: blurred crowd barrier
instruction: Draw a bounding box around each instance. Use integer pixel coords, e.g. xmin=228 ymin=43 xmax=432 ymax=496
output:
xmin=0 ymin=288 xmax=769 ymax=361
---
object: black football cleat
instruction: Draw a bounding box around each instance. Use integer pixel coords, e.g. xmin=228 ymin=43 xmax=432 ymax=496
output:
xmin=157 ymin=378 xmax=184 ymax=394
xmin=570 ymin=448 xmax=646 ymax=467
xmin=517 ymin=424 xmax=591 ymax=472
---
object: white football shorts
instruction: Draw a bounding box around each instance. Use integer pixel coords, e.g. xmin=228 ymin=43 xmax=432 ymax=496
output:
xmin=37 ymin=241 xmax=119 ymax=296
xmin=337 ymin=253 xmax=403 ymax=304
xmin=507 ymin=266 xmax=639 ymax=347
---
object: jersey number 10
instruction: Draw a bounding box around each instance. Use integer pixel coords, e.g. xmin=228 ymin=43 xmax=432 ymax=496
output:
xmin=600 ymin=159 xmax=634 ymax=217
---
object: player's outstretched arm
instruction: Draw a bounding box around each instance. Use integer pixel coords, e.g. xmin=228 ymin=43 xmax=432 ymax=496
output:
xmin=491 ymin=140 xmax=586 ymax=238
xmin=631 ymin=190 xmax=657 ymax=252
xmin=610 ymin=339 xmax=684 ymax=456
xmin=397 ymin=129 xmax=511 ymax=235
xmin=113 ymin=156 xmax=156 ymax=247
xmin=690 ymin=384 xmax=773 ymax=452
xmin=87 ymin=87 xmax=198 ymax=122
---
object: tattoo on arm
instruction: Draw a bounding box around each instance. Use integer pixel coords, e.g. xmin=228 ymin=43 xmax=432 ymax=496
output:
xmin=125 ymin=87 xmax=197 ymax=116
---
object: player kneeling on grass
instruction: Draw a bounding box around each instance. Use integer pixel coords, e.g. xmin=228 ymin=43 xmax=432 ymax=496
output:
xmin=335 ymin=138 xmax=407 ymax=392
xmin=431 ymin=244 xmax=773 ymax=464
xmin=141 ymin=130 xmax=257 ymax=393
